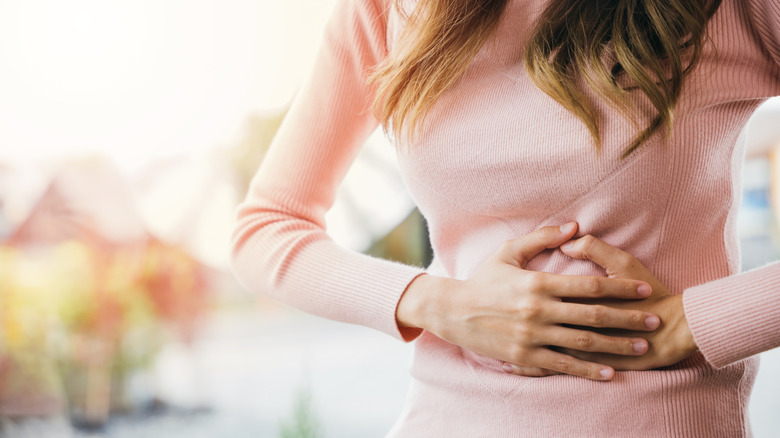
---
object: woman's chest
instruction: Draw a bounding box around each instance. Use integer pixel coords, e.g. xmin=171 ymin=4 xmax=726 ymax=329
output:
xmin=394 ymin=62 xmax=650 ymax=221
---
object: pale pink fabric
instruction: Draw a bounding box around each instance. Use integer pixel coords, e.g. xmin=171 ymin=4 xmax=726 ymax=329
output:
xmin=231 ymin=0 xmax=780 ymax=435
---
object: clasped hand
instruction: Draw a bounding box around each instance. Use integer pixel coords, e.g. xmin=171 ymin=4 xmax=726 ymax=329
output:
xmin=397 ymin=222 xmax=698 ymax=381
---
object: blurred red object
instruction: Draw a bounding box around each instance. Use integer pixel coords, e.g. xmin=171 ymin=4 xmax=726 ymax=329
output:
xmin=0 ymin=156 xmax=212 ymax=424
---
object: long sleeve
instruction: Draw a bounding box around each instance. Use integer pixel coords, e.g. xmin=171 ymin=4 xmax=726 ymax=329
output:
xmin=683 ymin=263 xmax=780 ymax=368
xmin=681 ymin=0 xmax=780 ymax=369
xmin=748 ymin=0 xmax=780 ymax=69
xmin=230 ymin=0 xmax=425 ymax=341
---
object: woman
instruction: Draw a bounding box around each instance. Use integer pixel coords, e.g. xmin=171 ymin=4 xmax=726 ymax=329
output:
xmin=231 ymin=0 xmax=780 ymax=435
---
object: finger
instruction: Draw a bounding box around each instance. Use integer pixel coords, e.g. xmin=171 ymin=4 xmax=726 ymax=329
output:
xmin=560 ymin=235 xmax=649 ymax=279
xmin=544 ymin=326 xmax=649 ymax=356
xmin=501 ymin=363 xmax=561 ymax=377
xmin=536 ymin=272 xmax=651 ymax=299
xmin=501 ymin=222 xmax=578 ymax=268
xmin=552 ymin=302 xmax=661 ymax=331
xmin=529 ymin=348 xmax=615 ymax=381
xmin=558 ymin=348 xmax=648 ymax=371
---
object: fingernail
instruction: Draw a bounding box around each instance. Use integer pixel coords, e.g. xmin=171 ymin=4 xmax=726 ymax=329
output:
xmin=633 ymin=340 xmax=647 ymax=354
xmin=502 ymin=363 xmax=514 ymax=374
xmin=637 ymin=284 xmax=652 ymax=297
xmin=561 ymin=240 xmax=574 ymax=250
xmin=645 ymin=315 xmax=660 ymax=330
xmin=559 ymin=222 xmax=576 ymax=234
xmin=600 ymin=368 xmax=613 ymax=380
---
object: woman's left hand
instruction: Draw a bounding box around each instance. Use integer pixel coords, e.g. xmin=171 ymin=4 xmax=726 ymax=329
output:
xmin=557 ymin=235 xmax=699 ymax=370
xmin=504 ymin=235 xmax=699 ymax=376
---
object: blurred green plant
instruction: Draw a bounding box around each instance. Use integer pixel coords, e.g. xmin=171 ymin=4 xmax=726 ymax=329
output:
xmin=367 ymin=208 xmax=432 ymax=267
xmin=278 ymin=385 xmax=323 ymax=438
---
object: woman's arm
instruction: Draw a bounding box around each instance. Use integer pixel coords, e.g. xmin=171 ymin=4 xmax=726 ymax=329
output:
xmin=232 ymin=0 xmax=663 ymax=380
xmin=230 ymin=0 xmax=427 ymax=340
xmin=683 ymin=262 xmax=780 ymax=367
xmin=660 ymin=0 xmax=780 ymax=369
xmin=527 ymin=0 xmax=780 ymax=372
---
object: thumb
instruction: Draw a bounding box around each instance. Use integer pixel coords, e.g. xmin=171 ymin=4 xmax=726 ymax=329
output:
xmin=502 ymin=222 xmax=578 ymax=268
xmin=560 ymin=234 xmax=653 ymax=282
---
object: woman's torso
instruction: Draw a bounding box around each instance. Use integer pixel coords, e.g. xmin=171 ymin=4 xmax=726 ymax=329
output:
xmin=386 ymin=0 xmax=779 ymax=435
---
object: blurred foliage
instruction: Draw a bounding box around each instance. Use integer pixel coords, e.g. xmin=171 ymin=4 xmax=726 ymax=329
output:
xmin=0 ymin=238 xmax=209 ymax=425
xmin=278 ymin=385 xmax=322 ymax=438
xmin=367 ymin=208 xmax=432 ymax=267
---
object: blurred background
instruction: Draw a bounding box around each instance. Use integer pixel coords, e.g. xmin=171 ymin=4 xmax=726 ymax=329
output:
xmin=0 ymin=1 xmax=777 ymax=437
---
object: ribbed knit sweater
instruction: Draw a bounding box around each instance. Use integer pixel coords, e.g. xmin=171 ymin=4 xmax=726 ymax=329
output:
xmin=231 ymin=0 xmax=780 ymax=436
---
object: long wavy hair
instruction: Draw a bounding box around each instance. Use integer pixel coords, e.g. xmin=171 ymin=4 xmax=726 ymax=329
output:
xmin=370 ymin=0 xmax=723 ymax=157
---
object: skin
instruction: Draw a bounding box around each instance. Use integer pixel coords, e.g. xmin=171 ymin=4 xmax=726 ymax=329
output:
xmin=549 ymin=234 xmax=699 ymax=372
xmin=505 ymin=235 xmax=698 ymax=376
xmin=396 ymin=222 xmax=692 ymax=381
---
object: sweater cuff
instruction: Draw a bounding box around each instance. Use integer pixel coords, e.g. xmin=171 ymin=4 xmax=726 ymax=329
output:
xmin=278 ymin=239 xmax=429 ymax=342
xmin=395 ymin=273 xmax=427 ymax=342
xmin=682 ymin=262 xmax=780 ymax=368
xmin=349 ymin=259 xmax=427 ymax=342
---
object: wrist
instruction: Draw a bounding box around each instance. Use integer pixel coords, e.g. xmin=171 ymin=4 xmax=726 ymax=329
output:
xmin=672 ymin=294 xmax=699 ymax=356
xmin=397 ymin=274 xmax=453 ymax=333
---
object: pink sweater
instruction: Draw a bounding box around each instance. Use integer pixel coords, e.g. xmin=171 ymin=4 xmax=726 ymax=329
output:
xmin=231 ymin=0 xmax=780 ymax=435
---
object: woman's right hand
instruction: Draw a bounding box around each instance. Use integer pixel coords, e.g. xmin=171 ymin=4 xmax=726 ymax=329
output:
xmin=396 ymin=222 xmax=661 ymax=381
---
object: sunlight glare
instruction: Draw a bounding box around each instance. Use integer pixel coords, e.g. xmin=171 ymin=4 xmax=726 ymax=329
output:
xmin=0 ymin=0 xmax=337 ymax=168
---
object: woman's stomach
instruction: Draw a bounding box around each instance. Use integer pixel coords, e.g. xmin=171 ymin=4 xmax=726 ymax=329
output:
xmin=388 ymin=331 xmax=757 ymax=437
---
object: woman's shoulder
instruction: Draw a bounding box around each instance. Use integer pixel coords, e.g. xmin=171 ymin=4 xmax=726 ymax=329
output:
xmin=744 ymin=0 xmax=780 ymax=65
xmin=715 ymin=0 xmax=780 ymax=61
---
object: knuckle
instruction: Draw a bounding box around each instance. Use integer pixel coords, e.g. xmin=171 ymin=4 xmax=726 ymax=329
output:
xmin=512 ymin=366 xmax=529 ymax=376
xmin=575 ymin=334 xmax=596 ymax=350
xmin=517 ymin=300 xmax=543 ymax=322
xmin=583 ymin=277 xmax=602 ymax=296
xmin=553 ymin=358 xmax=573 ymax=373
xmin=524 ymin=272 xmax=546 ymax=293
xmin=586 ymin=306 xmax=607 ymax=327
xmin=535 ymin=227 xmax=553 ymax=240
xmin=617 ymin=253 xmax=636 ymax=271
xmin=515 ymin=325 xmax=534 ymax=345
xmin=623 ymin=281 xmax=638 ymax=296
xmin=508 ymin=344 xmax=526 ymax=363
xmin=630 ymin=311 xmax=645 ymax=327
xmin=580 ymin=235 xmax=597 ymax=254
